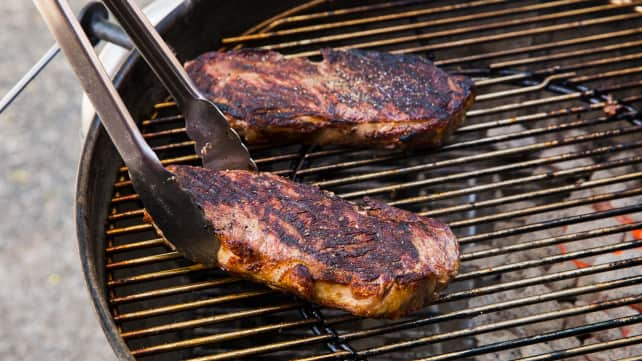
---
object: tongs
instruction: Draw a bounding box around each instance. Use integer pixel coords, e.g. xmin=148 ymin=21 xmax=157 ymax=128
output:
xmin=33 ymin=0 xmax=255 ymax=266
xmin=100 ymin=0 xmax=256 ymax=172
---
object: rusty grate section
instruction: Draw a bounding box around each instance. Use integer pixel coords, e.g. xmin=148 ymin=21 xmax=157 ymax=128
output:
xmin=104 ymin=0 xmax=642 ymax=360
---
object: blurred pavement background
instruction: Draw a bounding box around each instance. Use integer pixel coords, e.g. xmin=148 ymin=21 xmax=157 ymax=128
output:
xmin=1 ymin=1 xmax=144 ymax=360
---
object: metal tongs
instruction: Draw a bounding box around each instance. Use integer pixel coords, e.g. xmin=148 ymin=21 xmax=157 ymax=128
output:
xmin=33 ymin=0 xmax=255 ymax=266
xmin=100 ymin=0 xmax=256 ymax=172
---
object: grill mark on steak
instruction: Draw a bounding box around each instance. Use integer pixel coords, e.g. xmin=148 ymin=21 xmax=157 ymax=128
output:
xmin=167 ymin=165 xmax=459 ymax=318
xmin=185 ymin=48 xmax=475 ymax=149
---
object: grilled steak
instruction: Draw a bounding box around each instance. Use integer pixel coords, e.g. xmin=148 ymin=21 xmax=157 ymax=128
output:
xmin=168 ymin=165 xmax=460 ymax=318
xmin=185 ymin=48 xmax=475 ymax=149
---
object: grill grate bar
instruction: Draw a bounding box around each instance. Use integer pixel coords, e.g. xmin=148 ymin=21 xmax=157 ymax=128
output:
xmin=455 ymin=238 xmax=642 ymax=281
xmin=466 ymin=80 xmax=642 ymax=118
xmin=421 ymin=316 xmax=642 ymax=361
xmin=461 ymin=221 xmax=642 ymax=261
xmin=264 ymin=0 xmax=437 ymax=28
xmin=152 ymin=101 xmax=176 ymax=109
xmin=142 ymin=127 xmax=186 ymax=139
xmin=232 ymin=0 xmax=328 ymax=36
xmin=107 ymin=209 xmax=145 ymax=221
xmin=444 ymin=113 xmax=624 ymax=148
xmin=458 ymin=101 xmax=608 ymax=132
xmin=614 ymin=355 xmax=642 ymax=361
xmin=459 ymin=203 xmax=642 ymax=244
xmin=571 ymin=66 xmax=642 ymax=84
xmin=475 ymin=72 xmax=576 ymax=100
xmin=440 ymin=257 xmax=642 ymax=303
xmin=141 ymin=114 xmax=183 ymax=126
xmin=123 ymin=302 xmax=303 ymax=340
xmin=110 ymin=277 xmax=240 ymax=304
xmin=110 ymin=193 xmax=142 ymax=204
xmin=106 ymin=223 xmax=152 ymax=235
xmin=473 ymin=72 xmax=538 ymax=87
xmin=151 ymin=140 xmax=195 ymax=152
xmin=532 ymin=52 xmax=642 ymax=77
xmin=623 ymin=94 xmax=642 ymax=104
xmin=421 ymin=170 xmax=642 ymax=217
xmin=260 ymin=0 xmax=589 ymax=51
xmin=113 ymin=289 xmax=273 ymax=322
xmin=492 ymin=39 xmax=642 ymax=69
xmin=467 ymin=91 xmax=595 ymax=118
xmin=390 ymin=12 xmax=642 ymax=56
xmin=222 ymin=0 xmax=512 ymax=44
xmin=447 ymin=185 xmax=642 ymax=228
xmin=106 ymin=252 xmax=181 ymax=270
xmin=185 ymin=334 xmax=334 ymax=361
xmin=435 ymin=26 xmax=642 ymax=66
xmin=104 ymin=237 xmax=166 ymax=253
xmin=254 ymin=148 xmax=353 ymax=165
xmin=107 ymin=264 xmax=208 ymax=287
xmin=515 ymin=333 xmax=642 ymax=361
xmin=290 ymin=11 xmax=642 ymax=58
xmin=113 ymin=179 xmax=134 ymax=188
xmin=130 ymin=314 xmax=353 ymax=357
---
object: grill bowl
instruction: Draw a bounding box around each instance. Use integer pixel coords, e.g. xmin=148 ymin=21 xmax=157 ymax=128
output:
xmin=77 ymin=1 xmax=642 ymax=360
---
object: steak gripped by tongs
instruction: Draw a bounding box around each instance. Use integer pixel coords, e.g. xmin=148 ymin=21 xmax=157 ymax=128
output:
xmin=186 ymin=48 xmax=476 ymax=149
xmin=168 ymin=165 xmax=460 ymax=318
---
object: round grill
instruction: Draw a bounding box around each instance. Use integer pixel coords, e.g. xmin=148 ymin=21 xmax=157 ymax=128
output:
xmin=102 ymin=1 xmax=642 ymax=360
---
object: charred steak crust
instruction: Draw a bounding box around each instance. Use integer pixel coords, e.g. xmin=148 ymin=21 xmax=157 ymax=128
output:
xmin=168 ymin=165 xmax=460 ymax=318
xmin=185 ymin=48 xmax=475 ymax=149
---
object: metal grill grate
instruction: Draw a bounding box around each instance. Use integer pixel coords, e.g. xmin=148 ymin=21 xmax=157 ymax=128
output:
xmin=103 ymin=0 xmax=642 ymax=360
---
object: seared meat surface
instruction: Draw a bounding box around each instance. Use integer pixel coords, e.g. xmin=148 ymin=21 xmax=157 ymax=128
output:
xmin=168 ymin=165 xmax=460 ymax=318
xmin=186 ymin=48 xmax=475 ymax=149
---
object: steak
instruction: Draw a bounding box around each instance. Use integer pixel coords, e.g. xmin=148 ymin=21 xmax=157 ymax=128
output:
xmin=168 ymin=165 xmax=460 ymax=318
xmin=185 ymin=48 xmax=475 ymax=149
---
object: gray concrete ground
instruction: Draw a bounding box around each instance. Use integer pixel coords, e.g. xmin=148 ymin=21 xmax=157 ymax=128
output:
xmin=1 ymin=1 xmax=141 ymax=360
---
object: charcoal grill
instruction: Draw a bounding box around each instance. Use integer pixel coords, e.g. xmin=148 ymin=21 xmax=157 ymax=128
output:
xmin=9 ymin=0 xmax=642 ymax=360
